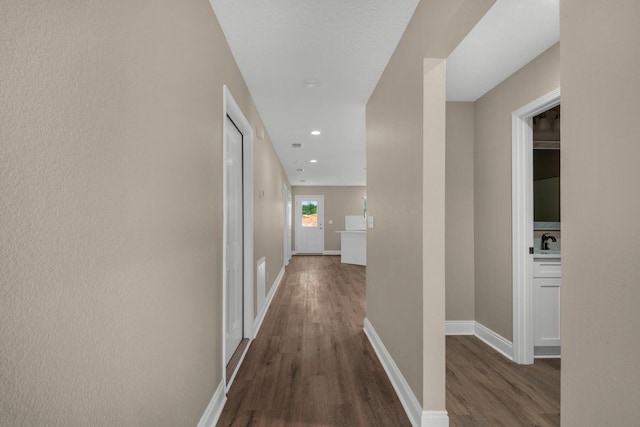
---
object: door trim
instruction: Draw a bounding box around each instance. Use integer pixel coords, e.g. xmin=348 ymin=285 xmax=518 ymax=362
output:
xmin=512 ymin=87 xmax=560 ymax=364
xmin=222 ymin=85 xmax=254 ymax=389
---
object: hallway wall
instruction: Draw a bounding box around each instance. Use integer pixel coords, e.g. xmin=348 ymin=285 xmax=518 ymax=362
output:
xmin=560 ymin=0 xmax=640 ymax=424
xmin=0 ymin=1 xmax=287 ymax=426
xmin=473 ymin=43 xmax=560 ymax=340
xmin=253 ymin=118 xmax=290 ymax=305
xmin=445 ymin=102 xmax=476 ymax=321
xmin=366 ymin=0 xmax=495 ymax=410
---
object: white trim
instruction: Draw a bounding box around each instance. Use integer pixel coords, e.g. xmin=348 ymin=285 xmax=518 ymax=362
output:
xmin=364 ymin=318 xmax=448 ymax=427
xmin=474 ymin=322 xmax=514 ymax=361
xmin=196 ymin=381 xmax=226 ymax=427
xmin=421 ymin=411 xmax=450 ymax=427
xmin=322 ymin=250 xmax=341 ymax=255
xmin=222 ymin=85 xmax=255 ymax=388
xmin=444 ymin=321 xmax=475 ymax=335
xmin=446 ymin=321 xmax=514 ymax=361
xmin=535 ymin=354 xmax=562 ymax=359
xmin=253 ymin=265 xmax=285 ymax=336
xmin=512 ymin=87 xmax=560 ymax=365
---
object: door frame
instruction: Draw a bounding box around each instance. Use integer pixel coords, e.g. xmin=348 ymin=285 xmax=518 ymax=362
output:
xmin=512 ymin=87 xmax=560 ymax=364
xmin=294 ymin=195 xmax=324 ymax=254
xmin=222 ymin=85 xmax=254 ymax=388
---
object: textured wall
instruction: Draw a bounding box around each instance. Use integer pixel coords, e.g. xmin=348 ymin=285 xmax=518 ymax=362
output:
xmin=366 ymin=0 xmax=494 ymax=408
xmin=445 ymin=102 xmax=476 ymax=321
xmin=560 ymin=1 xmax=640 ymax=424
xmin=0 ymin=1 xmax=287 ymax=425
xmin=473 ymin=43 xmax=560 ymax=340
xmin=291 ymin=186 xmax=366 ymax=252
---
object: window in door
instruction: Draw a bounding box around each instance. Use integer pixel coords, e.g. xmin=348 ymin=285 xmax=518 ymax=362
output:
xmin=301 ymin=201 xmax=318 ymax=227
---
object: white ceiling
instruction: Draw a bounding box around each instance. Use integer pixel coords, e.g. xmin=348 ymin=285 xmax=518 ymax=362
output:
xmin=209 ymin=0 xmax=559 ymax=186
xmin=446 ymin=0 xmax=560 ymax=101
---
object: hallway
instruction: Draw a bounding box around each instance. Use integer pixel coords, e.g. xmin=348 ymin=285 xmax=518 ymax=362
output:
xmin=217 ymin=256 xmax=411 ymax=426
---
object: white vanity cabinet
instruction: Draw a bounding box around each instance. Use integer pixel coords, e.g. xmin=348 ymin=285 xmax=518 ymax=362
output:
xmin=533 ymin=257 xmax=561 ymax=349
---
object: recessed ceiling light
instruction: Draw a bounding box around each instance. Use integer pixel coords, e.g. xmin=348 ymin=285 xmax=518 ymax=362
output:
xmin=310 ymin=130 xmax=321 ymax=136
xmin=309 ymin=159 xmax=318 ymax=163
xmin=304 ymin=79 xmax=321 ymax=88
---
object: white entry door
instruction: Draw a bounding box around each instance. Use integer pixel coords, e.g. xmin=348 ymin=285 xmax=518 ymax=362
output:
xmin=225 ymin=116 xmax=243 ymax=364
xmin=295 ymin=195 xmax=324 ymax=254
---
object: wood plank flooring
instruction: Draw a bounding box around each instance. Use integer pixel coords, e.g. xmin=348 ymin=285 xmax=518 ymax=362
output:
xmin=447 ymin=336 xmax=560 ymax=427
xmin=227 ymin=338 xmax=249 ymax=383
xmin=217 ymin=255 xmax=560 ymax=427
xmin=217 ymin=255 xmax=411 ymax=426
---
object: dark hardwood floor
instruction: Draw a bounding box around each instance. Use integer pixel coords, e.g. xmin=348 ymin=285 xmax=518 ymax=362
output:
xmin=217 ymin=255 xmax=560 ymax=427
xmin=226 ymin=338 xmax=249 ymax=383
xmin=447 ymin=336 xmax=560 ymax=427
xmin=217 ymin=255 xmax=410 ymax=426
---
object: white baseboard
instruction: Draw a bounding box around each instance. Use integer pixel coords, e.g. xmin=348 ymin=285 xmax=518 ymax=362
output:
xmin=421 ymin=411 xmax=450 ymax=427
xmin=474 ymin=322 xmax=513 ymax=361
xmin=197 ymin=380 xmax=226 ymax=427
xmin=322 ymin=250 xmax=341 ymax=255
xmin=291 ymin=251 xmax=341 ymax=256
xmin=253 ymin=265 xmax=285 ymax=336
xmin=444 ymin=321 xmax=475 ymax=335
xmin=364 ymin=318 xmax=449 ymax=427
xmin=446 ymin=321 xmax=513 ymax=361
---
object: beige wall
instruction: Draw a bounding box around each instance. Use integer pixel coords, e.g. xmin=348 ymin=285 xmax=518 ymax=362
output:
xmin=253 ymin=117 xmax=290 ymax=300
xmin=0 ymin=1 xmax=287 ymax=425
xmin=561 ymin=1 xmax=640 ymax=424
xmin=366 ymin=0 xmax=494 ymax=407
xmin=291 ymin=186 xmax=366 ymax=252
xmin=445 ymin=102 xmax=476 ymax=320
xmin=421 ymin=58 xmax=448 ymax=409
xmin=473 ymin=43 xmax=560 ymax=340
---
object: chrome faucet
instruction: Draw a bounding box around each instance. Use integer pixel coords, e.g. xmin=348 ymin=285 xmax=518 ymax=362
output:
xmin=541 ymin=233 xmax=557 ymax=250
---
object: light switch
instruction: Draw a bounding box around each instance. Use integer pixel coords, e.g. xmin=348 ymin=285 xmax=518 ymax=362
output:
xmin=328 ymin=220 xmax=333 ymax=225
xmin=367 ymin=216 xmax=374 ymax=229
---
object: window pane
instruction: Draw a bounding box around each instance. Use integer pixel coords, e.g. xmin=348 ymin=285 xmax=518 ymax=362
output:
xmin=301 ymin=201 xmax=318 ymax=227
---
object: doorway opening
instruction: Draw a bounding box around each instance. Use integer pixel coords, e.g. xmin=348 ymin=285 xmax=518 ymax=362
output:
xmin=511 ymin=87 xmax=560 ymax=365
xmin=222 ymin=86 xmax=254 ymax=389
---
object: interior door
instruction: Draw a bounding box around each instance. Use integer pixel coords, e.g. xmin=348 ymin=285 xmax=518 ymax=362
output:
xmin=225 ymin=115 xmax=243 ymax=364
xmin=295 ymin=195 xmax=324 ymax=254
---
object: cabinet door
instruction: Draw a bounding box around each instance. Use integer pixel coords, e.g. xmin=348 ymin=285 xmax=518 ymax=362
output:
xmin=533 ymin=278 xmax=561 ymax=347
xmin=533 ymin=260 xmax=561 ymax=278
